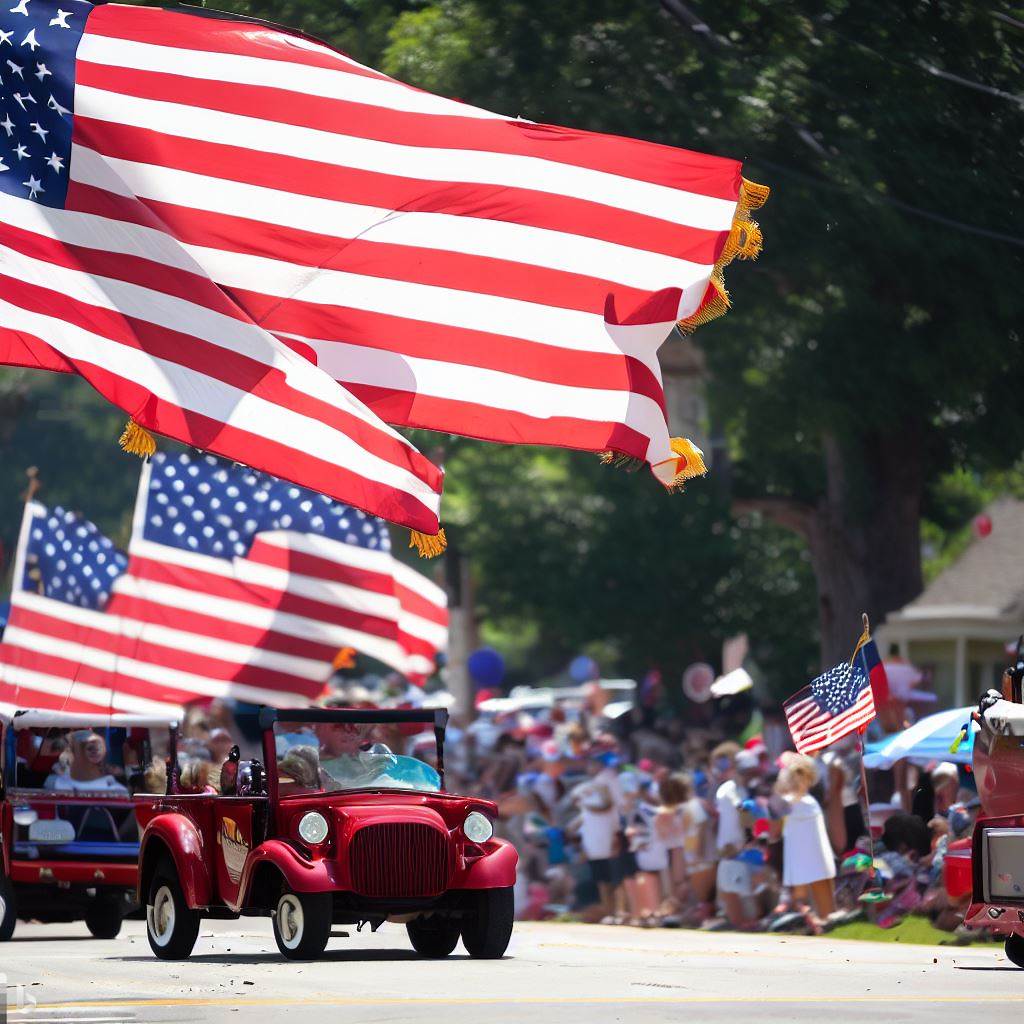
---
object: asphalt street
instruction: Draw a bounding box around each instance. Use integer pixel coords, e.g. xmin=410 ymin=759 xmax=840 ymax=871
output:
xmin=2 ymin=919 xmax=1021 ymax=1024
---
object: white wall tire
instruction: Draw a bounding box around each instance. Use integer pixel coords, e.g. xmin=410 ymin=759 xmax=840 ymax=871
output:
xmin=272 ymin=888 xmax=331 ymax=960
xmin=146 ymin=873 xmax=200 ymax=960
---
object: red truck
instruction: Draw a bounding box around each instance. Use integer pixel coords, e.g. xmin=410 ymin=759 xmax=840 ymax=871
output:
xmin=1 ymin=709 xmax=175 ymax=941
xmin=136 ymin=706 xmax=518 ymax=960
xmin=950 ymin=646 xmax=1024 ymax=966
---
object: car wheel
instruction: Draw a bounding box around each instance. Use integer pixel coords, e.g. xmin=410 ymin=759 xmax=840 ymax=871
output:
xmin=1005 ymin=933 xmax=1024 ymax=968
xmin=460 ymin=887 xmax=514 ymax=960
xmin=85 ymin=896 xmax=124 ymax=940
xmin=147 ymin=872 xmax=200 ymax=960
xmin=407 ymin=914 xmax=461 ymax=958
xmin=272 ymin=889 xmax=332 ymax=961
xmin=0 ymin=874 xmax=16 ymax=942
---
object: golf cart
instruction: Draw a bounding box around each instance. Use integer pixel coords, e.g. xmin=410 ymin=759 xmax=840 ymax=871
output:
xmin=0 ymin=709 xmax=177 ymax=940
xmin=136 ymin=706 xmax=517 ymax=960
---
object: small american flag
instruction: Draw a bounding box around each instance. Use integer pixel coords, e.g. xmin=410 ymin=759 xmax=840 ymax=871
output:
xmin=0 ymin=0 xmax=441 ymax=534
xmin=0 ymin=0 xmax=763 ymax=500
xmin=0 ymin=453 xmax=447 ymax=716
xmin=784 ymin=658 xmax=876 ymax=755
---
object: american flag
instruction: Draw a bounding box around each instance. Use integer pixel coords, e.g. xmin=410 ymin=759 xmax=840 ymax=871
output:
xmin=0 ymin=0 xmax=442 ymax=534
xmin=784 ymin=658 xmax=877 ymax=755
xmin=0 ymin=0 xmax=764 ymax=495
xmin=0 ymin=453 xmax=448 ymax=716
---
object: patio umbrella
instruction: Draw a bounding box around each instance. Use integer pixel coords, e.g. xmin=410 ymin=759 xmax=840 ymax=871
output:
xmin=863 ymin=705 xmax=977 ymax=769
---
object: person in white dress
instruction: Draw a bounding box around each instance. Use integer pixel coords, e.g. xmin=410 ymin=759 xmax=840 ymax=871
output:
xmin=776 ymin=754 xmax=836 ymax=923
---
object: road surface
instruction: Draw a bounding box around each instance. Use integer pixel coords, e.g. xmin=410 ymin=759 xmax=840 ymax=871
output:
xmin=2 ymin=918 xmax=1021 ymax=1023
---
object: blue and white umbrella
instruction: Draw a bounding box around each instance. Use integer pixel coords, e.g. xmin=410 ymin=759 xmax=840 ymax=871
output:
xmin=863 ymin=706 xmax=977 ymax=769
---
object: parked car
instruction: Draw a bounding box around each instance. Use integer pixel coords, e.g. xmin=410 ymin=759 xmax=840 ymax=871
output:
xmin=0 ymin=709 xmax=176 ymax=941
xmin=136 ymin=706 xmax=518 ymax=961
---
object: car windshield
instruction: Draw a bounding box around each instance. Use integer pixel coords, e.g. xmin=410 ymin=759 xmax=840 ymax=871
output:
xmin=9 ymin=724 xmax=169 ymax=797
xmin=273 ymin=720 xmax=441 ymax=796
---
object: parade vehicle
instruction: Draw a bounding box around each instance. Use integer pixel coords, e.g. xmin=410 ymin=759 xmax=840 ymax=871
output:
xmin=953 ymin=640 xmax=1024 ymax=967
xmin=137 ymin=706 xmax=518 ymax=961
xmin=0 ymin=709 xmax=177 ymax=941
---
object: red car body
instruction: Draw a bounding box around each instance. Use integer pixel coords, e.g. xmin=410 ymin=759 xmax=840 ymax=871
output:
xmin=137 ymin=706 xmax=518 ymax=960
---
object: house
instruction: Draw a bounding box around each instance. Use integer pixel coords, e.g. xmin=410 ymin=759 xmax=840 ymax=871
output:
xmin=878 ymin=497 xmax=1024 ymax=708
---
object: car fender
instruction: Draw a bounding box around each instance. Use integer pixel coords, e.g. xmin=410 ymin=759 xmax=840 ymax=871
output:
xmin=234 ymin=839 xmax=342 ymax=912
xmin=139 ymin=813 xmax=211 ymax=909
xmin=458 ymin=838 xmax=518 ymax=890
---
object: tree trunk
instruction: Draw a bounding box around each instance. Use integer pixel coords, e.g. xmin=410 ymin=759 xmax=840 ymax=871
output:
xmin=736 ymin=424 xmax=925 ymax=668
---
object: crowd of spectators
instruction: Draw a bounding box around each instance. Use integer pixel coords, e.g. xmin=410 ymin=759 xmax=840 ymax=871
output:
xmin=170 ymin=675 xmax=982 ymax=939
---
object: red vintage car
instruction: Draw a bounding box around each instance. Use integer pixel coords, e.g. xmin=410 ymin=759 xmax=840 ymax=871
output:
xmin=955 ymin=647 xmax=1024 ymax=967
xmin=136 ymin=706 xmax=518 ymax=961
xmin=0 ymin=709 xmax=176 ymax=941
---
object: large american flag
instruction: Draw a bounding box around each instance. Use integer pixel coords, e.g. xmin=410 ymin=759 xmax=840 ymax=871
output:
xmin=0 ymin=0 xmax=764 ymax=495
xmin=0 ymin=453 xmax=448 ymax=716
xmin=0 ymin=0 xmax=442 ymax=534
xmin=784 ymin=658 xmax=877 ymax=755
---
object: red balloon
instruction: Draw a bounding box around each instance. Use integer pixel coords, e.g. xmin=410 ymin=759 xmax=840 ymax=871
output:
xmin=973 ymin=514 xmax=993 ymax=538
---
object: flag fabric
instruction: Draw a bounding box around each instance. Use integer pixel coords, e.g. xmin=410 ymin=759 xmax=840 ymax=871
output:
xmin=0 ymin=0 xmax=765 ymax=494
xmin=0 ymin=0 xmax=442 ymax=534
xmin=784 ymin=657 xmax=877 ymax=755
xmin=858 ymin=638 xmax=890 ymax=707
xmin=0 ymin=454 xmax=448 ymax=716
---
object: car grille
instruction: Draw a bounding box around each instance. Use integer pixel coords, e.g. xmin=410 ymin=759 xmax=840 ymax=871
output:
xmin=349 ymin=822 xmax=453 ymax=898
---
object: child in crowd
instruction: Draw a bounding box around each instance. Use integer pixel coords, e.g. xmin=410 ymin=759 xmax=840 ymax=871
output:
xmin=775 ymin=754 xmax=836 ymax=930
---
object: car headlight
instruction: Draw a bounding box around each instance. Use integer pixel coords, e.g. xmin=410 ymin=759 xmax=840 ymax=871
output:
xmin=463 ymin=811 xmax=493 ymax=843
xmin=298 ymin=811 xmax=330 ymax=845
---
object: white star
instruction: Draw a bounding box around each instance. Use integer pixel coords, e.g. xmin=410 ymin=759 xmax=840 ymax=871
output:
xmin=20 ymin=28 xmax=39 ymax=51
xmin=0 ymin=29 xmax=13 ymax=46
xmin=48 ymin=93 xmax=69 ymax=117
xmin=12 ymin=91 xmax=34 ymax=111
xmin=6 ymin=59 xmax=23 ymax=78
xmin=14 ymin=142 xmax=29 ymax=159
xmin=23 ymin=174 xmax=43 ymax=199
xmin=34 ymin=61 xmax=48 ymax=80
xmin=29 ymin=120 xmax=47 ymax=141
xmin=8 ymin=0 xmax=30 ymax=16
xmin=48 ymin=8 xmax=70 ymax=27
xmin=0 ymin=113 xmax=13 ymax=136
xmin=0 ymin=157 xmax=8 ymax=172
xmin=45 ymin=151 xmax=63 ymax=173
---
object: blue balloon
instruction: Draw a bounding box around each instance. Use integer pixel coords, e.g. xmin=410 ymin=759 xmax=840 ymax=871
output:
xmin=467 ymin=647 xmax=505 ymax=688
xmin=569 ymin=655 xmax=598 ymax=683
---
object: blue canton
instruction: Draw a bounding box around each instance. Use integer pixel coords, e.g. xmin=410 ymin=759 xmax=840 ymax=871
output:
xmin=810 ymin=660 xmax=868 ymax=717
xmin=22 ymin=505 xmax=127 ymax=608
xmin=144 ymin=452 xmax=391 ymax=559
xmin=0 ymin=0 xmax=90 ymax=208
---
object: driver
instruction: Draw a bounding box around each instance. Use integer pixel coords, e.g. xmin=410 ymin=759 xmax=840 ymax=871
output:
xmin=44 ymin=731 xmax=128 ymax=793
xmin=314 ymin=721 xmax=394 ymax=790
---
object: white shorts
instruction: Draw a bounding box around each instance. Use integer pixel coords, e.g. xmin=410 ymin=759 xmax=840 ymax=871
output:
xmin=716 ymin=859 xmax=754 ymax=896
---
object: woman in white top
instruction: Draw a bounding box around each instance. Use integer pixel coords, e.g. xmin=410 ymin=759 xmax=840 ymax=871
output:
xmin=44 ymin=731 xmax=128 ymax=795
xmin=776 ymin=754 xmax=836 ymax=923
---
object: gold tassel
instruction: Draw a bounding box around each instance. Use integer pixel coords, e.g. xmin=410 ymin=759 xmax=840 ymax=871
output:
xmin=119 ymin=418 xmax=157 ymax=458
xmin=598 ymin=450 xmax=645 ymax=472
xmin=332 ymin=646 xmax=357 ymax=671
xmin=667 ymin=437 xmax=708 ymax=490
xmin=409 ymin=527 xmax=447 ymax=558
xmin=676 ymin=178 xmax=769 ymax=334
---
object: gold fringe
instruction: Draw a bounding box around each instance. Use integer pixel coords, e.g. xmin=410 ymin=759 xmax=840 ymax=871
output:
xmin=409 ymin=527 xmax=447 ymax=558
xmin=667 ymin=437 xmax=708 ymax=491
xmin=332 ymin=646 xmax=357 ymax=671
xmin=677 ymin=176 xmax=769 ymax=334
xmin=598 ymin=450 xmax=645 ymax=472
xmin=119 ymin=418 xmax=157 ymax=458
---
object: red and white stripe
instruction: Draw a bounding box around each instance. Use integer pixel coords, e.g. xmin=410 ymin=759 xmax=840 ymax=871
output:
xmin=0 ymin=500 xmax=448 ymax=717
xmin=43 ymin=3 xmax=747 ymax=482
xmin=784 ymin=686 xmax=877 ymax=755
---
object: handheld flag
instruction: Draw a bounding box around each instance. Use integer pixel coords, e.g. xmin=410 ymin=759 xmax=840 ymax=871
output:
xmin=784 ymin=656 xmax=877 ymax=755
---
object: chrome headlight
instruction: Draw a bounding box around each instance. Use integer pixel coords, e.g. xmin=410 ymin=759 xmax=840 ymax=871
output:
xmin=298 ymin=811 xmax=330 ymax=845
xmin=463 ymin=811 xmax=493 ymax=843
